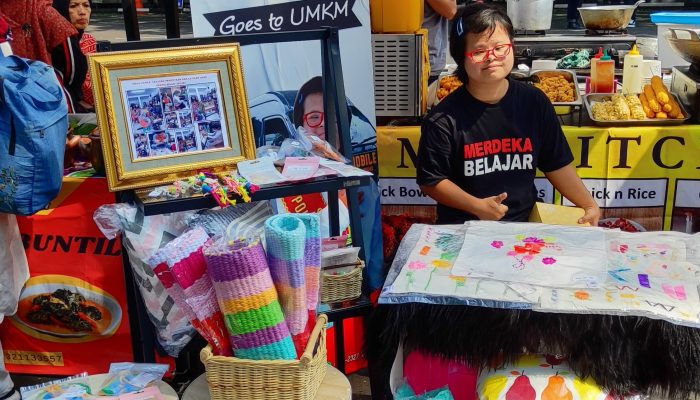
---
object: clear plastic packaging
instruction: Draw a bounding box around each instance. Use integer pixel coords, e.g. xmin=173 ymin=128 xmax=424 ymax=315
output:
xmin=280 ymin=127 xmax=349 ymax=163
xmin=94 ymin=203 xmax=197 ymax=358
xmin=93 ymin=203 xmax=136 ymax=240
xmin=278 ymin=137 xmax=313 ymax=159
xmin=256 ymin=145 xmax=281 ymax=160
xmin=99 ymin=363 xmax=169 ymax=396
xmin=20 ymin=373 xmax=91 ymax=400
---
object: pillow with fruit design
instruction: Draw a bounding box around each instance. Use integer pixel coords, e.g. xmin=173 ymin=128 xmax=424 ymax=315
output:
xmin=478 ymin=354 xmax=618 ymax=400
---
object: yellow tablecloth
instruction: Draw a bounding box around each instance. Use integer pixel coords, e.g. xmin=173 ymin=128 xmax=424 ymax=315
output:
xmin=377 ymin=125 xmax=700 ymax=232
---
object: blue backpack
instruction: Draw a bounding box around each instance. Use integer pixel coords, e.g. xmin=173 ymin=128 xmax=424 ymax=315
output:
xmin=0 ymin=55 xmax=67 ymax=216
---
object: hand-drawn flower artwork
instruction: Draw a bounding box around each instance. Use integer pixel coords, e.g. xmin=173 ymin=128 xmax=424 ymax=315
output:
xmin=574 ymin=291 xmax=590 ymax=300
xmin=503 ymin=235 xmax=560 ymax=270
xmin=409 ymin=261 xmax=426 ymax=271
xmin=406 ymin=261 xmax=427 ymax=290
xmin=425 ymin=259 xmax=453 ymax=290
xmin=432 ymin=259 xmax=451 ymax=269
xmin=491 ymin=240 xmax=504 ymax=249
xmin=449 ymin=275 xmax=466 ymax=292
xmin=435 ymin=232 xmax=463 ymax=262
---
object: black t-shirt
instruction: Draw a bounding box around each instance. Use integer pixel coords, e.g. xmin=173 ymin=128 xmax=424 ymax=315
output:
xmin=416 ymin=78 xmax=574 ymax=224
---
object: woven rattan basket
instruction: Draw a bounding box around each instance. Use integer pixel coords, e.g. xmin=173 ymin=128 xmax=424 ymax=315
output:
xmin=200 ymin=314 xmax=328 ymax=400
xmin=320 ymin=260 xmax=364 ymax=304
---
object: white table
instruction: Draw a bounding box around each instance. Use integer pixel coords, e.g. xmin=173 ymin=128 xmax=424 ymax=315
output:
xmin=73 ymin=374 xmax=179 ymax=399
xmin=182 ymin=365 xmax=351 ymax=400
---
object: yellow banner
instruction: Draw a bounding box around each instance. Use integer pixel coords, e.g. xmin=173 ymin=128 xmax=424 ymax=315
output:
xmin=377 ymin=125 xmax=700 ymax=232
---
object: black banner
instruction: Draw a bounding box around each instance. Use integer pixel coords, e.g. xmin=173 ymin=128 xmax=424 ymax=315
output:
xmin=203 ymin=0 xmax=361 ymax=36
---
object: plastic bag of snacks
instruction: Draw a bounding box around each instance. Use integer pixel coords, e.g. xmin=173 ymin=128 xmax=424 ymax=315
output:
xmin=99 ymin=363 xmax=169 ymax=396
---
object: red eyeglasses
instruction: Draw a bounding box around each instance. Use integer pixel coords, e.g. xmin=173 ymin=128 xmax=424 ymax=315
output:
xmin=304 ymin=111 xmax=324 ymax=128
xmin=465 ymin=43 xmax=513 ymax=63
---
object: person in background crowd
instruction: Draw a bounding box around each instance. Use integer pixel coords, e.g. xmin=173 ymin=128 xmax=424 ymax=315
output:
xmin=623 ymin=0 xmax=637 ymax=28
xmin=52 ymin=0 xmax=94 ymax=112
xmin=53 ymin=0 xmax=96 ymax=109
xmin=417 ymin=4 xmax=600 ymax=225
xmin=0 ymin=0 xmax=76 ymax=64
xmin=567 ymin=0 xmax=583 ymax=29
xmin=0 ymin=15 xmax=11 ymax=55
xmin=423 ymin=0 xmax=457 ymax=85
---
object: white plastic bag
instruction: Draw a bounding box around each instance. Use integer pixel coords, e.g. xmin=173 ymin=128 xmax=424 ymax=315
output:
xmin=0 ymin=213 xmax=29 ymax=315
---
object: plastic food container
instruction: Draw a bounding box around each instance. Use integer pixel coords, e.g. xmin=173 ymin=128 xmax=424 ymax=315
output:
xmin=530 ymin=69 xmax=582 ymax=115
xmin=650 ymin=12 xmax=700 ymax=68
xmin=584 ymin=93 xmax=690 ymax=126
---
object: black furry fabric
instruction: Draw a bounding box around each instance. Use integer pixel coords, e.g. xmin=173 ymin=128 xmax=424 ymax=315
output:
xmin=365 ymin=303 xmax=700 ymax=400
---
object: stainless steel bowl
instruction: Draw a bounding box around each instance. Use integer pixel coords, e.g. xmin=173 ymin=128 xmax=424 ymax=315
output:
xmin=578 ymin=0 xmax=643 ymax=31
xmin=665 ymin=28 xmax=700 ymax=66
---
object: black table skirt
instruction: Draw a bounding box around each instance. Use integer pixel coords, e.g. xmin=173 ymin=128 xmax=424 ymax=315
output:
xmin=366 ymin=303 xmax=700 ymax=400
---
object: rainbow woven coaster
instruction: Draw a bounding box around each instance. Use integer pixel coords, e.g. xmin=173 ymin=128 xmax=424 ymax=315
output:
xmin=161 ymin=227 xmax=232 ymax=356
xmin=204 ymin=238 xmax=296 ymax=360
xmin=264 ymin=215 xmax=308 ymax=335
xmin=149 ymin=228 xmax=232 ymax=356
xmin=295 ymin=213 xmax=322 ymax=311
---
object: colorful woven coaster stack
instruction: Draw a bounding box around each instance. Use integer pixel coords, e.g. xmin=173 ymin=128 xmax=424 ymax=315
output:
xmin=204 ymin=238 xmax=296 ymax=360
xmin=295 ymin=213 xmax=322 ymax=311
xmin=264 ymin=215 xmax=308 ymax=336
xmin=158 ymin=227 xmax=232 ymax=356
xmin=149 ymin=233 xmax=231 ymax=356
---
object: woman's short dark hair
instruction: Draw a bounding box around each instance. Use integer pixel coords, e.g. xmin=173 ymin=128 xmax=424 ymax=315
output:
xmin=293 ymin=76 xmax=323 ymax=128
xmin=449 ymin=3 xmax=514 ymax=84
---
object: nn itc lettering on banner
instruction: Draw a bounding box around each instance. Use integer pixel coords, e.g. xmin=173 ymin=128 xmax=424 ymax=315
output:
xmin=464 ymin=138 xmax=533 ymax=177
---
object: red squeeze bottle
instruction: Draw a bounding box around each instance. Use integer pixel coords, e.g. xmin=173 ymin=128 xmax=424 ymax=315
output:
xmin=590 ymin=48 xmax=604 ymax=93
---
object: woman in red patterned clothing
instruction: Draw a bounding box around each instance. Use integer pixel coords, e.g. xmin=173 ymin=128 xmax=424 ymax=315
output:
xmin=52 ymin=0 xmax=95 ymax=112
xmin=0 ymin=0 xmax=76 ymax=64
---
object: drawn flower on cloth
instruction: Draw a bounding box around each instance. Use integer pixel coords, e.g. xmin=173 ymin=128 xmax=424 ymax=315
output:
xmin=523 ymin=237 xmax=545 ymax=245
xmin=408 ymin=261 xmax=426 ymax=271
xmin=431 ymin=259 xmax=452 ymax=269
xmin=502 ymin=235 xmax=559 ymax=270
xmin=491 ymin=240 xmax=504 ymax=249
xmin=507 ymin=242 xmax=545 ymax=257
xmin=450 ymin=275 xmax=467 ymax=292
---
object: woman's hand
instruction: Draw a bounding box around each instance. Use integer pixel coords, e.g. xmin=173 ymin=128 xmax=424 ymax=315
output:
xmin=475 ymin=192 xmax=509 ymax=221
xmin=578 ymin=204 xmax=601 ymax=227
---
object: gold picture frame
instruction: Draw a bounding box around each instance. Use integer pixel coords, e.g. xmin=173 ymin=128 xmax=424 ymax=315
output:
xmin=89 ymin=44 xmax=255 ymax=191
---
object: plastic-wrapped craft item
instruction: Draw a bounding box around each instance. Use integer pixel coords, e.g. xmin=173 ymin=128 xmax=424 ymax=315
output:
xmin=278 ymin=138 xmax=313 ymax=159
xmin=150 ymin=227 xmax=232 ymax=356
xmin=204 ymin=238 xmax=297 ymax=360
xmin=279 ymin=127 xmax=349 ymax=164
xmin=95 ymin=203 xmax=195 ymax=358
xmin=99 ymin=363 xmax=168 ymax=396
xmin=148 ymin=253 xmax=213 ymax=353
xmin=20 ymin=373 xmax=91 ymax=400
xmin=185 ymin=200 xmax=273 ymax=239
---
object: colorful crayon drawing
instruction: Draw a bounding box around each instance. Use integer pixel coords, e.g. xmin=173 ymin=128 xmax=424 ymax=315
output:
xmin=452 ymin=222 xmax=608 ymax=289
xmin=383 ymin=222 xmax=700 ymax=328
